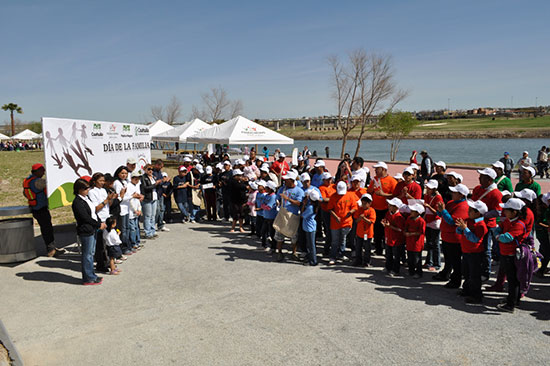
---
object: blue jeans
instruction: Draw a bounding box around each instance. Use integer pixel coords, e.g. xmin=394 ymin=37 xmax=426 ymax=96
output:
xmin=118 ymin=214 xmax=130 ymax=251
xmin=128 ymin=217 xmax=140 ymax=247
xmin=156 ymin=198 xmax=165 ymax=230
xmin=482 ymin=226 xmax=498 ymax=277
xmin=305 ymin=230 xmax=317 ymax=265
xmin=79 ymin=234 xmax=97 ymax=282
xmin=190 ymin=204 xmax=199 ymax=221
xmin=330 ymin=227 xmax=351 ymax=260
xmin=176 ymin=200 xmax=190 ymax=220
xmin=142 ymin=200 xmax=157 ymax=237
xmin=424 ymin=227 xmax=441 ymax=268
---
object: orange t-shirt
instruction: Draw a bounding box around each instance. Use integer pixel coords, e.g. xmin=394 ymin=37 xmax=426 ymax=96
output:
xmin=367 ymin=175 xmax=398 ymax=211
xmin=319 ymin=184 xmax=336 ymax=212
xmin=350 ymin=187 xmax=367 ymax=200
xmin=327 ymin=192 xmax=358 ymax=230
xmin=354 ymin=206 xmax=376 ymax=238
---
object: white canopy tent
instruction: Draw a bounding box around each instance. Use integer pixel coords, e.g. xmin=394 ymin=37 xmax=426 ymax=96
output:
xmin=147 ymin=120 xmax=174 ymax=137
xmin=0 ymin=132 xmax=10 ymax=140
xmin=186 ymin=115 xmax=294 ymax=145
xmin=154 ymin=118 xmax=211 ymax=143
xmin=11 ymin=129 xmax=41 ymax=140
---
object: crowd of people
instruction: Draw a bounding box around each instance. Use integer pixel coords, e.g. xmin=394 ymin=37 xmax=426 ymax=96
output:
xmin=1 ymin=140 xmax=41 ymax=151
xmin=24 ymin=145 xmax=549 ymax=313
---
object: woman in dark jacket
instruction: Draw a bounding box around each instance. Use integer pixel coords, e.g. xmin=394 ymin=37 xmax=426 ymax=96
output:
xmin=140 ymin=164 xmax=158 ymax=239
xmin=72 ymin=178 xmax=106 ymax=285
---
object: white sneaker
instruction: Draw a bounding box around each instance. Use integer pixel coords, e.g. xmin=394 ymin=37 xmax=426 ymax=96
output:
xmin=161 ymin=227 xmax=170 ymax=232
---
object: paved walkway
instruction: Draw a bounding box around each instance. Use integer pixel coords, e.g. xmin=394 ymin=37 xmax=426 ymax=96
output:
xmin=1 ymin=220 xmax=549 ymax=365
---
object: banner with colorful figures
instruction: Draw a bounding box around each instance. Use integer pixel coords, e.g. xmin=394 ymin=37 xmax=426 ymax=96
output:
xmin=42 ymin=117 xmax=151 ymax=209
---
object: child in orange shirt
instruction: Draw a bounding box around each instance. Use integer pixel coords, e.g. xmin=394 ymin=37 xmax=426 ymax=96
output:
xmin=405 ymin=203 xmax=426 ymax=278
xmin=353 ymin=193 xmax=376 ymax=267
xmin=381 ymin=198 xmax=406 ymax=275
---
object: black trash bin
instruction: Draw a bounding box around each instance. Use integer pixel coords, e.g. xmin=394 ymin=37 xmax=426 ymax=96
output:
xmin=0 ymin=206 xmax=36 ymax=263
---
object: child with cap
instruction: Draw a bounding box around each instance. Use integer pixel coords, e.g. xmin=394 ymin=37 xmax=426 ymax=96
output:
xmin=255 ymin=181 xmax=267 ymax=240
xmin=423 ymin=179 xmax=443 ymax=271
xmin=127 ymin=170 xmax=143 ymax=251
xmin=301 ymin=189 xmax=321 ymax=266
xmin=393 ymin=167 xmax=422 ymax=204
xmin=455 ymin=200 xmax=488 ymax=304
xmin=246 ymin=181 xmax=258 ymax=236
xmin=260 ymin=181 xmax=278 ymax=250
xmin=318 ymin=172 xmax=336 ymax=255
xmin=160 ymin=172 xmax=173 ymax=224
xmin=200 ymin=166 xmax=218 ymax=221
xmin=381 ymin=198 xmax=406 ymax=275
xmin=353 ymin=193 xmax=376 ymax=267
xmin=326 ymin=181 xmax=358 ymax=265
xmin=405 ymin=203 xmax=426 ymax=278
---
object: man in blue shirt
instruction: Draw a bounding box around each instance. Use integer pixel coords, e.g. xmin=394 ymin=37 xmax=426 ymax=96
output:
xmin=274 ymin=171 xmax=304 ymax=261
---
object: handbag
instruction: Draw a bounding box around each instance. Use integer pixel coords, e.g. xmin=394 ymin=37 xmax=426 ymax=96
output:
xmin=273 ymin=206 xmax=300 ymax=238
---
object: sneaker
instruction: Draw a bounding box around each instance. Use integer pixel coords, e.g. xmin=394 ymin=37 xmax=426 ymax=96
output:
xmin=120 ymin=255 xmax=128 ymax=261
xmin=428 ymin=267 xmax=437 ymax=272
xmin=387 ymin=272 xmax=395 ymax=277
xmin=328 ymin=260 xmax=336 ymax=265
xmin=496 ymin=303 xmax=515 ymax=313
xmin=161 ymin=227 xmax=170 ymax=232
xmin=153 ymin=233 xmax=159 ymax=238
xmin=109 ymin=269 xmax=121 ymax=275
xmin=53 ymin=248 xmax=66 ymax=257
xmin=83 ymin=277 xmax=103 ymax=286
xmin=115 ymin=259 xmax=123 ymax=264
xmin=190 ymin=220 xmax=196 ymax=224
xmin=123 ymin=250 xmax=133 ymax=256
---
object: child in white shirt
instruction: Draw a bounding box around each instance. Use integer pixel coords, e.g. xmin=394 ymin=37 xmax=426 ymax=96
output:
xmin=102 ymin=216 xmax=123 ymax=275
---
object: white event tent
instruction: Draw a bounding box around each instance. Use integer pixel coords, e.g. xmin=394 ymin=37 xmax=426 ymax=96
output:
xmin=186 ymin=115 xmax=294 ymax=145
xmin=154 ymin=118 xmax=211 ymax=143
xmin=11 ymin=129 xmax=41 ymax=140
xmin=0 ymin=132 xmax=10 ymax=140
xmin=147 ymin=120 xmax=174 ymax=137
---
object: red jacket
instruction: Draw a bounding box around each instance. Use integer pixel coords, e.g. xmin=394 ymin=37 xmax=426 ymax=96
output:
xmin=498 ymin=218 xmax=528 ymax=256
xmin=384 ymin=210 xmax=405 ymax=246
xmin=523 ymin=207 xmax=534 ymax=233
xmin=471 ymin=185 xmax=502 ymax=228
xmin=459 ymin=218 xmax=488 ymax=253
xmin=424 ymin=193 xmax=443 ymax=224
xmin=405 ymin=216 xmax=426 ymax=252
xmin=440 ymin=199 xmax=469 ymax=243
xmin=393 ymin=181 xmax=422 ymax=204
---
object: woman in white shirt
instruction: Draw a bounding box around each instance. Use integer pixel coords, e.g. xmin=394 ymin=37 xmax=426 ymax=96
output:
xmin=113 ymin=166 xmax=132 ymax=255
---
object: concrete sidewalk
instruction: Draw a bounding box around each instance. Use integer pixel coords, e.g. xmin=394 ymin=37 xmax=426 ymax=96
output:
xmin=1 ymin=221 xmax=549 ymax=365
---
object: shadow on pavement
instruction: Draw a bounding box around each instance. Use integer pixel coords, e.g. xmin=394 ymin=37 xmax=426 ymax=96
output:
xmin=15 ymin=271 xmax=81 ymax=285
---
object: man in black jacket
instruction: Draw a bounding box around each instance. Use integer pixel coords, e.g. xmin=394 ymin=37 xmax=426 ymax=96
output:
xmin=420 ymin=150 xmax=433 ymax=186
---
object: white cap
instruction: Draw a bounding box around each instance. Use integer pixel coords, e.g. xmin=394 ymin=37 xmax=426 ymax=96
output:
xmin=260 ymin=166 xmax=270 ymax=173
xmin=195 ymin=163 xmax=204 ymax=173
xmin=279 ymin=152 xmax=286 ymax=158
xmin=232 ymin=169 xmax=243 ymax=176
xmin=178 ymin=166 xmax=187 ymax=172
xmin=223 ymin=160 xmax=231 ymax=166
xmin=409 ymin=203 xmax=425 ymax=214
xmin=361 ymin=193 xmax=373 ymax=201
xmin=300 ymin=173 xmax=311 ymax=181
xmin=386 ymin=197 xmax=403 ymax=208
xmin=373 ymin=161 xmax=388 ymax=169
xmin=514 ymin=188 xmax=537 ymax=202
xmin=449 ymin=183 xmax=469 ymax=196
xmin=393 ymin=173 xmax=403 ymax=180
xmin=161 ymin=172 xmax=168 ymax=177
xmin=243 ymin=155 xmax=250 ymax=161
xmin=425 ymin=179 xmax=439 ymax=189
xmin=477 ymin=167 xmax=497 ymax=179
xmin=205 ymin=166 xmax=213 ymax=174
xmin=492 ymin=161 xmax=505 ymax=170
xmin=500 ymin=198 xmax=525 ymax=211
xmin=266 ymin=181 xmax=278 ymax=191
xmin=351 ymin=174 xmax=362 ymax=182
xmin=403 ymin=167 xmax=415 ymax=175
xmin=409 ymin=163 xmax=420 ymax=170
xmin=282 ymin=171 xmax=297 ymax=181
xmin=321 ymin=172 xmax=332 ymax=180
xmin=249 ymin=182 xmax=258 ymax=190
xmin=467 ymin=199 xmax=488 ymax=215
xmin=235 ymin=159 xmax=245 ymax=165
xmin=434 ymin=161 xmax=447 ymax=170
xmin=257 ymin=180 xmax=267 ymax=187
xmin=314 ymin=160 xmax=326 ymax=167
xmin=542 ymin=192 xmax=550 ymax=206
xmin=336 ymin=181 xmax=347 ymax=195
xmin=523 ymin=166 xmax=536 ymax=177
xmin=126 ymin=157 xmax=137 ymax=164
xmin=193 ymin=158 xmax=200 ymax=163
xmin=501 ymin=190 xmax=511 ymax=197
xmin=216 ymin=163 xmax=223 ymax=170
xmin=523 ymin=151 xmax=529 ymax=155
xmin=308 ymin=189 xmax=321 ymax=201
xmin=183 ymin=157 xmax=192 ymax=162
xmin=447 ymin=171 xmax=463 ymax=182
xmin=130 ymin=170 xmax=142 ymax=178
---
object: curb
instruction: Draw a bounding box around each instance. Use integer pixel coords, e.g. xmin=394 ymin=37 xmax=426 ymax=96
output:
xmin=0 ymin=320 xmax=24 ymax=366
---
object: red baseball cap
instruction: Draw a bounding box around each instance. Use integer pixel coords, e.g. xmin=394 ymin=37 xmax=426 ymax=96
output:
xmin=31 ymin=163 xmax=44 ymax=171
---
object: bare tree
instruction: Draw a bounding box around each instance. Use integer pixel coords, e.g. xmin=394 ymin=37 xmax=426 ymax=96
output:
xmin=229 ymin=99 xmax=243 ymax=118
xmin=190 ymin=105 xmax=207 ymax=121
xmin=191 ymin=87 xmax=244 ymax=122
xmin=329 ymin=49 xmax=408 ymax=158
xmin=150 ymin=95 xmax=183 ymax=124
xmin=150 ymin=105 xmax=165 ymax=121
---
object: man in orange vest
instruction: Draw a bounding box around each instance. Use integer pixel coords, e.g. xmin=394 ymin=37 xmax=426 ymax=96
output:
xmin=23 ymin=163 xmax=63 ymax=257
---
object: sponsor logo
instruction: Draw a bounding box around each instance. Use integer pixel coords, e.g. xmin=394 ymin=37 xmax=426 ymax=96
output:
xmin=242 ymin=125 xmax=265 ymax=135
xmin=107 ymin=124 xmax=119 ymax=138
xmin=93 ymin=123 xmax=101 ymax=131
xmin=91 ymin=123 xmax=103 ymax=138
xmin=134 ymin=126 xmax=150 ymax=136
xmin=121 ymin=124 xmax=132 ymax=138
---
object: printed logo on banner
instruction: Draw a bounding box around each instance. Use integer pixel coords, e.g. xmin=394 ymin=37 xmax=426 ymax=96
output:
xmin=134 ymin=126 xmax=150 ymax=136
xmin=121 ymin=124 xmax=132 ymax=138
xmin=91 ymin=123 xmax=103 ymax=138
xmin=242 ymin=125 xmax=265 ymax=135
xmin=107 ymin=124 xmax=118 ymax=138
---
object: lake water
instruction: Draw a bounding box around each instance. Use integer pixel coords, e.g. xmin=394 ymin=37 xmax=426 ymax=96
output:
xmin=261 ymin=138 xmax=549 ymax=165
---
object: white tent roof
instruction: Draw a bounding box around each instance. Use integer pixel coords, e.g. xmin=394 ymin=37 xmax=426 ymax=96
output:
xmin=186 ymin=115 xmax=294 ymax=145
xmin=147 ymin=120 xmax=174 ymax=137
xmin=11 ymin=129 xmax=41 ymax=140
xmin=153 ymin=118 xmax=212 ymax=143
xmin=0 ymin=132 xmax=10 ymax=140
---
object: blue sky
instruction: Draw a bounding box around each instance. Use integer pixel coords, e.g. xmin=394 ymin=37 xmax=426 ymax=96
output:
xmin=2 ymin=0 xmax=549 ymax=124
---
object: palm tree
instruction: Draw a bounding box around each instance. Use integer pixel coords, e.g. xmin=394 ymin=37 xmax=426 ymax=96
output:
xmin=2 ymin=103 xmax=23 ymax=137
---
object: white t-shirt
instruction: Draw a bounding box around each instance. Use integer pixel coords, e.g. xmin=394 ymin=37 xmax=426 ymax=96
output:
xmin=114 ymin=180 xmax=130 ymax=216
xmin=126 ymin=182 xmax=141 ymax=219
xmin=352 ymin=169 xmax=368 ymax=188
xmin=103 ymin=229 xmax=122 ymax=247
xmin=88 ymin=187 xmax=109 ymax=222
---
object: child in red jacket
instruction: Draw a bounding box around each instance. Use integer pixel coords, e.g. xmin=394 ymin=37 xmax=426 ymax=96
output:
xmin=405 ymin=203 xmax=426 ymax=278
xmin=456 ymin=200 xmax=489 ymax=304
xmin=381 ymin=198 xmax=406 ymax=276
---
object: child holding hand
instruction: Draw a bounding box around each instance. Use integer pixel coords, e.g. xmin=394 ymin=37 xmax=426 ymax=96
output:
xmin=405 ymin=204 xmax=426 ymax=278
xmin=381 ymin=198 xmax=406 ymax=276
